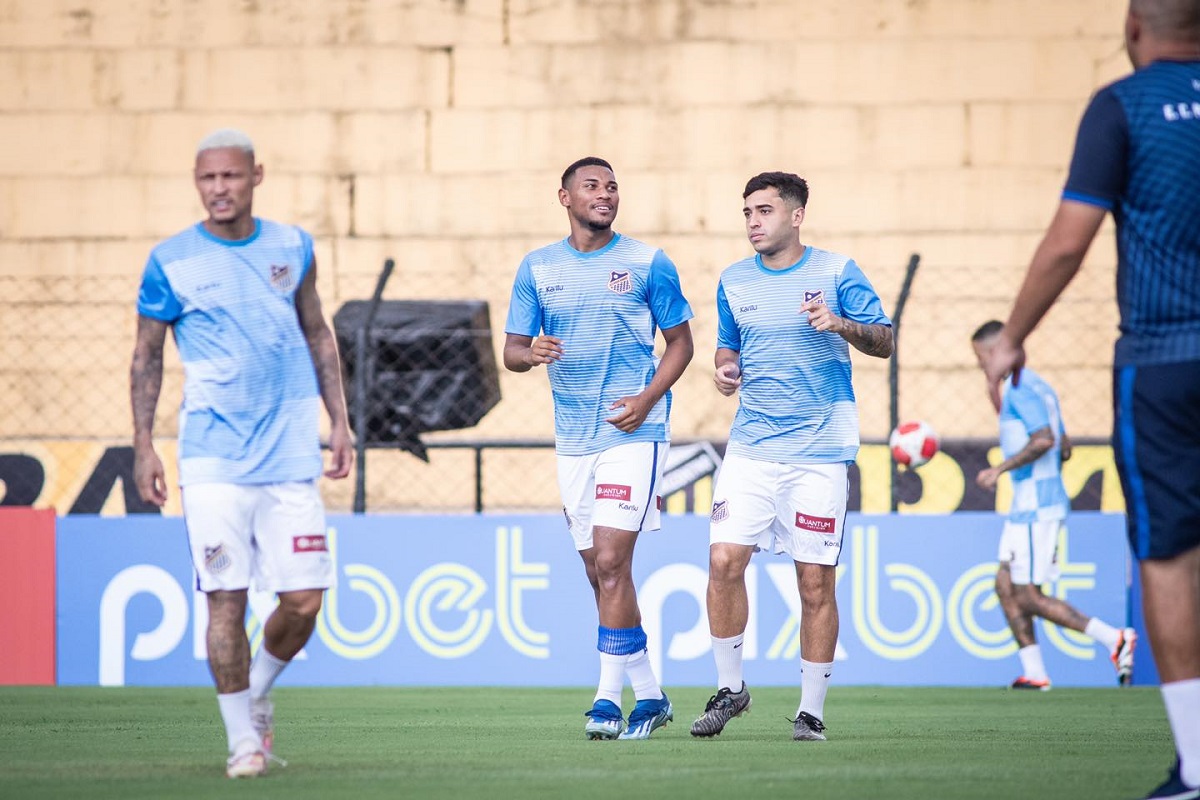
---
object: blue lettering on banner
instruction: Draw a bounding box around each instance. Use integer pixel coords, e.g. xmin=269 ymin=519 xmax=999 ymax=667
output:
xmin=55 ymin=513 xmax=1132 ymax=687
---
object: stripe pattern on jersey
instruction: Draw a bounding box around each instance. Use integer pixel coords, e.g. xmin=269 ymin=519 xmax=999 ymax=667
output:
xmin=998 ymin=368 xmax=1069 ymax=523
xmin=136 ymin=219 xmax=323 ymax=485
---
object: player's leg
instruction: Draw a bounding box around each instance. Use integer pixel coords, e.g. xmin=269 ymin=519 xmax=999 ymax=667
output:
xmin=779 ymin=462 xmax=847 ymax=741
xmin=183 ymin=483 xmax=266 ymax=777
xmin=248 ymin=481 xmax=334 ymax=758
xmin=996 ymin=522 xmax=1051 ymax=689
xmin=1114 ymin=360 xmax=1200 ymax=798
xmin=690 ymin=454 xmax=774 ymax=737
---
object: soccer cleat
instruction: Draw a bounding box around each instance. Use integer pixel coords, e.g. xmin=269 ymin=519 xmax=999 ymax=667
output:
xmin=1142 ymin=759 xmax=1200 ymax=800
xmin=791 ymin=711 xmax=827 ymax=741
xmin=225 ymin=749 xmax=267 ymax=779
xmin=690 ymin=683 xmax=752 ymax=737
xmin=1010 ymin=676 xmax=1051 ymax=691
xmin=584 ymin=699 xmax=626 ymax=740
xmin=619 ymin=693 xmax=673 ymax=740
xmin=251 ymin=695 xmax=275 ymax=756
xmin=1112 ymin=628 xmax=1137 ymax=686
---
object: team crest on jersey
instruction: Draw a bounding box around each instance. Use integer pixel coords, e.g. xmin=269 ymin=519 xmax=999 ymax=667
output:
xmin=804 ymin=289 xmax=825 ymax=305
xmin=608 ymin=270 xmax=633 ymax=294
xmin=711 ymin=499 xmax=729 ymax=523
xmin=204 ymin=544 xmax=232 ymax=574
xmin=270 ymin=264 xmax=294 ymax=292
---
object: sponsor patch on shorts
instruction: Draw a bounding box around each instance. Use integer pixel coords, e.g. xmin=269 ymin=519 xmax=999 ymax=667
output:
xmin=204 ymin=544 xmax=231 ymax=574
xmin=596 ymin=483 xmax=632 ymax=501
xmin=711 ymin=499 xmax=729 ymax=523
xmin=293 ymin=534 xmax=328 ymax=553
xmin=795 ymin=512 xmax=835 ymax=534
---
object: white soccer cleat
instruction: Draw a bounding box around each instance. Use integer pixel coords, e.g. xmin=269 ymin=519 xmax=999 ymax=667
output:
xmin=1112 ymin=628 xmax=1137 ymax=686
xmin=225 ymin=749 xmax=267 ymax=779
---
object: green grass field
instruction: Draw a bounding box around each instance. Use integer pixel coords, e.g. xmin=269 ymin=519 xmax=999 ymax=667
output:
xmin=0 ymin=685 xmax=1173 ymax=799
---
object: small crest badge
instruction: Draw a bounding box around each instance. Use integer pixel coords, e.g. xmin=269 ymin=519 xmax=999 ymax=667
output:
xmin=270 ymin=264 xmax=294 ymax=292
xmin=710 ymin=499 xmax=729 ymax=523
xmin=804 ymin=289 xmax=825 ymax=305
xmin=204 ymin=544 xmax=231 ymax=574
xmin=608 ymin=270 xmax=633 ymax=294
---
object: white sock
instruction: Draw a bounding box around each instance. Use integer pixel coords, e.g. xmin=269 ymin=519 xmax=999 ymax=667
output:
xmin=593 ymin=652 xmax=624 ymax=706
xmin=248 ymin=647 xmax=288 ymax=700
xmin=1162 ymin=678 xmax=1200 ymax=788
xmin=1018 ymin=644 xmax=1048 ymax=681
xmin=216 ymin=689 xmax=260 ymax=754
xmin=712 ymin=633 xmax=745 ymax=692
xmin=797 ymin=659 xmax=833 ymax=720
xmin=1084 ymin=618 xmax=1120 ymax=652
xmin=626 ymin=648 xmax=663 ymax=701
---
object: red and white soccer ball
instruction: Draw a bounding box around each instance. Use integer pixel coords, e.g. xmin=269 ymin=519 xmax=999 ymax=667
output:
xmin=889 ymin=420 xmax=939 ymax=468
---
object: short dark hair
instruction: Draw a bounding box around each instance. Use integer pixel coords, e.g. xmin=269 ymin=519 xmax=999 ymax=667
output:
xmin=971 ymin=320 xmax=1004 ymax=342
xmin=561 ymin=157 xmax=614 ymax=188
xmin=743 ymin=171 xmax=809 ymax=208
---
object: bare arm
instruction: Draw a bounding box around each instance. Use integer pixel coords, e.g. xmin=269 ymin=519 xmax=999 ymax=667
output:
xmin=295 ymin=258 xmax=353 ymax=480
xmin=800 ymin=301 xmax=894 ymax=359
xmin=131 ymin=315 xmax=169 ymax=506
xmin=982 ymin=200 xmax=1107 ymax=408
xmin=975 ymin=426 xmax=1055 ymax=491
xmin=503 ymin=332 xmax=563 ymax=372
xmin=607 ymin=320 xmax=695 ymax=433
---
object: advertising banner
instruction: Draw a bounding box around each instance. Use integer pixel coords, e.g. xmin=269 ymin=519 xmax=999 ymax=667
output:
xmin=57 ymin=512 xmax=1131 ymax=688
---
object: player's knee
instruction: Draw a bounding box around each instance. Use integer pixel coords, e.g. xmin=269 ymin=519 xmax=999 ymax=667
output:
xmin=278 ymin=589 xmax=323 ymax=620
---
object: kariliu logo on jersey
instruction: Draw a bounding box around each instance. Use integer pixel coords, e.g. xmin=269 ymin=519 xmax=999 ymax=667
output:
xmin=608 ymin=270 xmax=633 ymax=294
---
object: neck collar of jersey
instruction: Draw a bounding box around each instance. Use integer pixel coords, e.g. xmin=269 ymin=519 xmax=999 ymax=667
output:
xmin=195 ymin=218 xmax=262 ymax=247
xmin=564 ymin=231 xmax=621 ymax=257
xmin=755 ymin=244 xmax=810 ymax=275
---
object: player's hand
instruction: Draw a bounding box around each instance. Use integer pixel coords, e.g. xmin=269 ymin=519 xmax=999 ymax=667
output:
xmin=714 ymin=363 xmax=742 ymax=396
xmin=133 ymin=446 xmax=168 ymax=507
xmin=980 ymin=333 xmax=1026 ymax=412
xmin=605 ymin=394 xmax=651 ymax=433
xmin=325 ymin=424 xmax=354 ymax=479
xmin=526 ymin=335 xmax=564 ymax=367
xmin=800 ymin=300 xmax=844 ymax=334
xmin=975 ymin=466 xmax=1002 ymax=491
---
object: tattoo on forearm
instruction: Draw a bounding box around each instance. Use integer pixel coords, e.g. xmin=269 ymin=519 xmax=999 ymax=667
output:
xmin=130 ymin=343 xmax=164 ymax=436
xmin=840 ymin=320 xmax=895 ymax=358
xmin=308 ymin=329 xmax=349 ymax=421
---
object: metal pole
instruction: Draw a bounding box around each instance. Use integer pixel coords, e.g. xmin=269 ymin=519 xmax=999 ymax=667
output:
xmin=351 ymin=258 xmax=396 ymax=514
xmin=474 ymin=445 xmax=484 ymax=514
xmin=889 ymin=253 xmax=921 ymax=512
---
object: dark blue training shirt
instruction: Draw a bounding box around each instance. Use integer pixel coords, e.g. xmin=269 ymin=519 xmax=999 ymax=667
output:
xmin=1063 ymin=60 xmax=1200 ymax=366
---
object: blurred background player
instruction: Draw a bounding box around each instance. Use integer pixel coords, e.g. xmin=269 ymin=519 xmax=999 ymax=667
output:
xmin=690 ymin=172 xmax=893 ymax=741
xmin=502 ymin=157 xmax=694 ymax=740
xmin=131 ymin=128 xmax=353 ymax=778
xmin=972 ymin=320 xmax=1136 ymax=691
xmin=979 ymin=2 xmax=1200 ymax=796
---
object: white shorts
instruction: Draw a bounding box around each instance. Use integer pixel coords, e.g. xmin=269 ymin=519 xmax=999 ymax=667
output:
xmin=998 ymin=519 xmax=1063 ymax=586
xmin=557 ymin=441 xmax=667 ymax=551
xmin=709 ymin=453 xmax=848 ymax=566
xmin=182 ymin=481 xmax=334 ymax=594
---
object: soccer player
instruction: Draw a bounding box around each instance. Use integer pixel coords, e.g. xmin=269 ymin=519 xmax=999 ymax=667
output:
xmin=690 ymin=172 xmax=893 ymax=741
xmin=502 ymin=156 xmax=694 ymax=740
xmin=130 ymin=128 xmax=353 ymax=778
xmin=978 ymin=2 xmax=1200 ymax=796
xmin=971 ymin=321 xmax=1136 ymax=691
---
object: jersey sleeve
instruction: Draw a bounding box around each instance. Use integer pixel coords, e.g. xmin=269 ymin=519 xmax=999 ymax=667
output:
xmin=715 ymin=281 xmax=740 ymax=351
xmin=647 ymin=250 xmax=695 ymax=330
xmin=504 ymin=256 xmax=543 ymax=337
xmin=1007 ymin=382 xmax=1051 ymax=433
xmin=136 ymin=253 xmax=183 ymax=322
xmin=837 ymin=260 xmax=892 ymax=326
xmin=1062 ymin=86 xmax=1129 ymax=211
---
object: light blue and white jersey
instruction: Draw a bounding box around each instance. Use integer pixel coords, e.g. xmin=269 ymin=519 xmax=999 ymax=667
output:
xmin=504 ymin=233 xmax=694 ymax=456
xmin=717 ymin=246 xmax=890 ymax=464
xmin=136 ymin=219 xmax=323 ymax=485
xmin=998 ymin=369 xmax=1070 ymax=523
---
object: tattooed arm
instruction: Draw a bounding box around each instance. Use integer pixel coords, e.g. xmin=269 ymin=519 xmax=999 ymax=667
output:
xmin=295 ymin=257 xmax=354 ymax=479
xmin=800 ymin=300 xmax=895 ymax=359
xmin=131 ymin=315 xmax=170 ymax=506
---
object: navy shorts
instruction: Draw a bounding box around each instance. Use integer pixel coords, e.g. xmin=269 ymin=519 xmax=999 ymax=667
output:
xmin=1112 ymin=359 xmax=1200 ymax=560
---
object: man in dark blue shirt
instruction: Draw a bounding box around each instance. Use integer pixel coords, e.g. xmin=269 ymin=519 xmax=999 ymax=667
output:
xmin=981 ymin=2 xmax=1200 ymax=798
